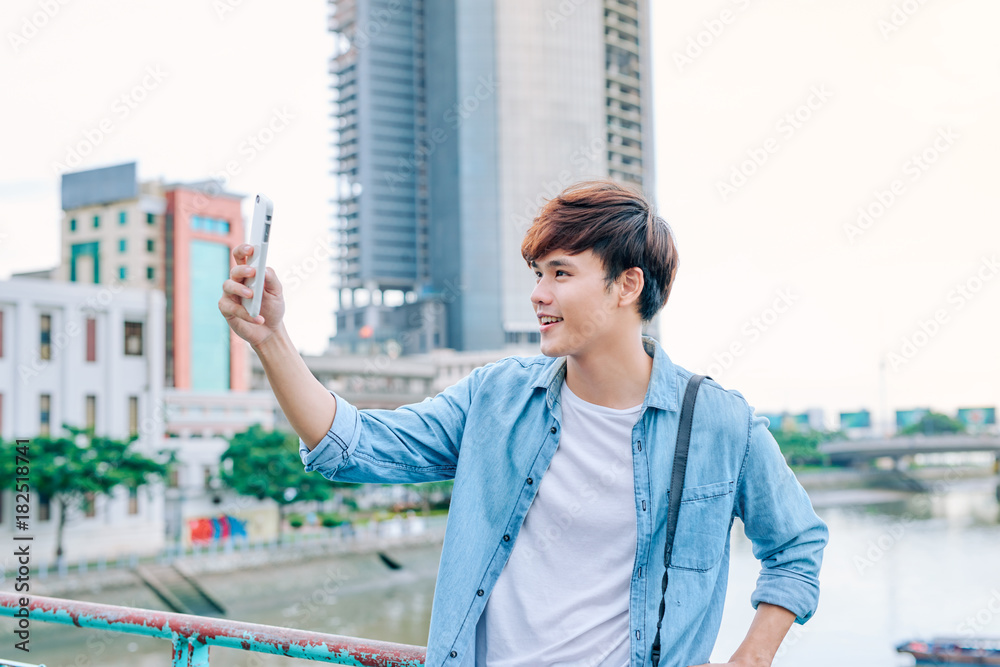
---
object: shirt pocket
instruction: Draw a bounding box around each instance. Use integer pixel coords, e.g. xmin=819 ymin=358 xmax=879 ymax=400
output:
xmin=668 ymin=479 xmax=735 ymax=572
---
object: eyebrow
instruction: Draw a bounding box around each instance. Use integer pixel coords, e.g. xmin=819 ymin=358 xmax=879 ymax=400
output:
xmin=530 ymin=258 xmax=578 ymax=270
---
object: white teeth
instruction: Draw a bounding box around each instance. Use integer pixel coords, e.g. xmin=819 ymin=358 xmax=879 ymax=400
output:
xmin=540 ymin=316 xmax=563 ymax=324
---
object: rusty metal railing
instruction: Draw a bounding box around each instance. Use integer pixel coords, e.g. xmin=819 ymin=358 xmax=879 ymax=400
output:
xmin=0 ymin=592 xmax=426 ymax=666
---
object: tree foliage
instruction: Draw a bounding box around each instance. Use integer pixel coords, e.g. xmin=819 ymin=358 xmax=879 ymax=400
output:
xmin=898 ymin=411 xmax=966 ymax=436
xmin=0 ymin=426 xmax=169 ymax=562
xmin=771 ymin=428 xmax=840 ymax=467
xmin=219 ymin=425 xmax=355 ymax=535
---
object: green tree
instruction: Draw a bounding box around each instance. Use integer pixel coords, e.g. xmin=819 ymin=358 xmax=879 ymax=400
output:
xmin=0 ymin=426 xmax=169 ymax=563
xmin=898 ymin=411 xmax=966 ymax=436
xmin=220 ymin=425 xmax=352 ymax=538
xmin=771 ymin=428 xmax=840 ymax=467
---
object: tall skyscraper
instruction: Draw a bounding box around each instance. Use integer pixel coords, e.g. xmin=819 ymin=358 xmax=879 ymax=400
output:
xmin=331 ymin=0 xmax=655 ymax=354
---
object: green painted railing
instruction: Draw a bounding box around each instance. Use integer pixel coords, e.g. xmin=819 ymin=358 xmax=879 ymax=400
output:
xmin=0 ymin=592 xmax=426 ymax=666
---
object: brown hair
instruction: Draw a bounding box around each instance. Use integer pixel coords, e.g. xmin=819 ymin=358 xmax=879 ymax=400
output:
xmin=520 ymin=180 xmax=679 ymax=322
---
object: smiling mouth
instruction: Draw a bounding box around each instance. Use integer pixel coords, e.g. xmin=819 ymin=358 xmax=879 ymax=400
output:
xmin=539 ymin=317 xmax=563 ymax=330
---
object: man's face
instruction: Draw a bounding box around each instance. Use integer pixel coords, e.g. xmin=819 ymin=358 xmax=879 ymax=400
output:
xmin=530 ymin=249 xmax=623 ymax=358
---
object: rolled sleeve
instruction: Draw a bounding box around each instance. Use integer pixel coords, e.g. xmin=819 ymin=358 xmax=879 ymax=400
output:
xmin=299 ymin=391 xmax=361 ymax=475
xmin=298 ymin=364 xmax=486 ymax=484
xmin=736 ymin=409 xmax=829 ymax=624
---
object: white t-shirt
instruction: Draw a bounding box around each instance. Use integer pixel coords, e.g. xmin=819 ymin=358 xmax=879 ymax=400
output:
xmin=474 ymin=381 xmax=641 ymax=666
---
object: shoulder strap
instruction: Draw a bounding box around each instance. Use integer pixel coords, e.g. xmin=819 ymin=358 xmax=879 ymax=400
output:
xmin=651 ymin=373 xmax=710 ymax=667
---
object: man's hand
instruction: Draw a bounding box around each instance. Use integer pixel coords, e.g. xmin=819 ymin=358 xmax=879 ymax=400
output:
xmin=689 ymin=602 xmax=796 ymax=667
xmin=219 ymin=243 xmax=285 ymax=349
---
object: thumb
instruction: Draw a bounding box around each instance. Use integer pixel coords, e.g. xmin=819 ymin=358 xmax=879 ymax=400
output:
xmin=263 ymin=266 xmax=283 ymax=296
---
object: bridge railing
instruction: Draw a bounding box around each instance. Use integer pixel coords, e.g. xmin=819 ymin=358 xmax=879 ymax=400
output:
xmin=0 ymin=592 xmax=426 ymax=666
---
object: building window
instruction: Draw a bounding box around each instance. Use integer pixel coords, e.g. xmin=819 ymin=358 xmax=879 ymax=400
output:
xmin=119 ymin=239 xmax=127 ymax=252
xmin=40 ymin=394 xmax=51 ymax=437
xmin=85 ymin=395 xmax=96 ymax=431
xmin=128 ymin=487 xmax=139 ymax=515
xmin=83 ymin=492 xmax=96 ymax=518
xmin=191 ymin=216 xmax=231 ymax=235
xmin=85 ymin=317 xmax=96 ymax=362
xmin=119 ymin=266 xmax=127 ymax=280
xmin=147 ymin=239 xmax=155 ymax=252
xmin=38 ymin=494 xmax=50 ymax=522
xmin=70 ymin=241 xmax=100 ymax=284
xmin=70 ymin=218 xmax=77 ymax=232
xmin=128 ymin=396 xmax=139 ymax=437
xmin=146 ymin=212 xmax=155 ymax=225
xmin=168 ymin=467 xmax=179 ymax=489
xmin=93 ymin=214 xmax=100 ymax=228
xmin=203 ymin=465 xmax=213 ymax=490
xmin=40 ymin=314 xmax=52 ymax=360
xmin=119 ymin=211 xmax=127 ymax=225
xmin=146 ymin=266 xmax=155 ymax=280
xmin=124 ymin=321 xmax=143 ymax=356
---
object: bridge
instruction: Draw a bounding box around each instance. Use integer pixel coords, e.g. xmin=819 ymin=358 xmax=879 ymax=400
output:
xmin=818 ymin=434 xmax=1000 ymax=466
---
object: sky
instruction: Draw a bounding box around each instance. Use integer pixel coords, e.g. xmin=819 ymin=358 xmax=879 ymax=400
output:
xmin=1 ymin=0 xmax=997 ymax=429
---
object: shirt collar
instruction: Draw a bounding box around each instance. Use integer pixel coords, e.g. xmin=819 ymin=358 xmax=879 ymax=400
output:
xmin=533 ymin=334 xmax=680 ymax=412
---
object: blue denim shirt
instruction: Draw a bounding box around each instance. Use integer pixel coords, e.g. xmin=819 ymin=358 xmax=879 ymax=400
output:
xmin=300 ymin=335 xmax=828 ymax=666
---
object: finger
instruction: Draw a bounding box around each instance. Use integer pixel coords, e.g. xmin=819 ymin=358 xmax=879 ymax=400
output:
xmin=232 ymin=244 xmax=254 ymax=264
xmin=222 ymin=278 xmax=253 ymax=299
xmin=262 ymin=266 xmax=282 ymax=295
xmin=218 ymin=295 xmax=264 ymax=325
xmin=229 ymin=264 xmax=255 ymax=283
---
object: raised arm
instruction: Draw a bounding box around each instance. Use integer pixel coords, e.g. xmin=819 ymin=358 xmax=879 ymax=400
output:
xmin=219 ymin=243 xmax=336 ymax=449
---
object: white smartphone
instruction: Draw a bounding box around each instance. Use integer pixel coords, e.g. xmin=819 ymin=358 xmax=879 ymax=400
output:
xmin=242 ymin=193 xmax=273 ymax=319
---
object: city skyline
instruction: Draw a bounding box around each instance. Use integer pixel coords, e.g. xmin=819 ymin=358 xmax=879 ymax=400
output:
xmin=0 ymin=0 xmax=997 ymax=421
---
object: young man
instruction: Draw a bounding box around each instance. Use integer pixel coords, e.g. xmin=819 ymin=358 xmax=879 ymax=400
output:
xmin=219 ymin=180 xmax=828 ymax=667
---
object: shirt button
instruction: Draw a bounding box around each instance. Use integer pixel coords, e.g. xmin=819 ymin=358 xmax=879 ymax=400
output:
xmin=526 ymin=477 xmax=533 ymax=485
xmin=550 ymin=426 xmax=557 ymax=434
xmin=503 ymin=534 xmax=510 ymax=541
xmin=450 ymin=650 xmax=458 ymax=658
xmin=477 ymin=589 xmax=484 ymax=596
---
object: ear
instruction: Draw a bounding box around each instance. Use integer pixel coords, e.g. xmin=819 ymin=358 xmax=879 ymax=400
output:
xmin=617 ymin=267 xmax=644 ymax=308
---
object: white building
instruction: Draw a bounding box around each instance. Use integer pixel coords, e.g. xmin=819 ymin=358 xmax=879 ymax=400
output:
xmin=0 ymin=277 xmax=167 ymax=562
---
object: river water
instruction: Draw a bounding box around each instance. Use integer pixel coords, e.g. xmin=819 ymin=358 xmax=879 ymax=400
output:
xmin=4 ymin=479 xmax=999 ymax=666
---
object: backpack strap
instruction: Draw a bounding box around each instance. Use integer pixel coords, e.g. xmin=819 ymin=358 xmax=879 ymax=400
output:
xmin=650 ymin=373 xmax=710 ymax=667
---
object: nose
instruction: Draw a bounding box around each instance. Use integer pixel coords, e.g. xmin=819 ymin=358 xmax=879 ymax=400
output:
xmin=530 ymin=276 xmax=552 ymax=307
